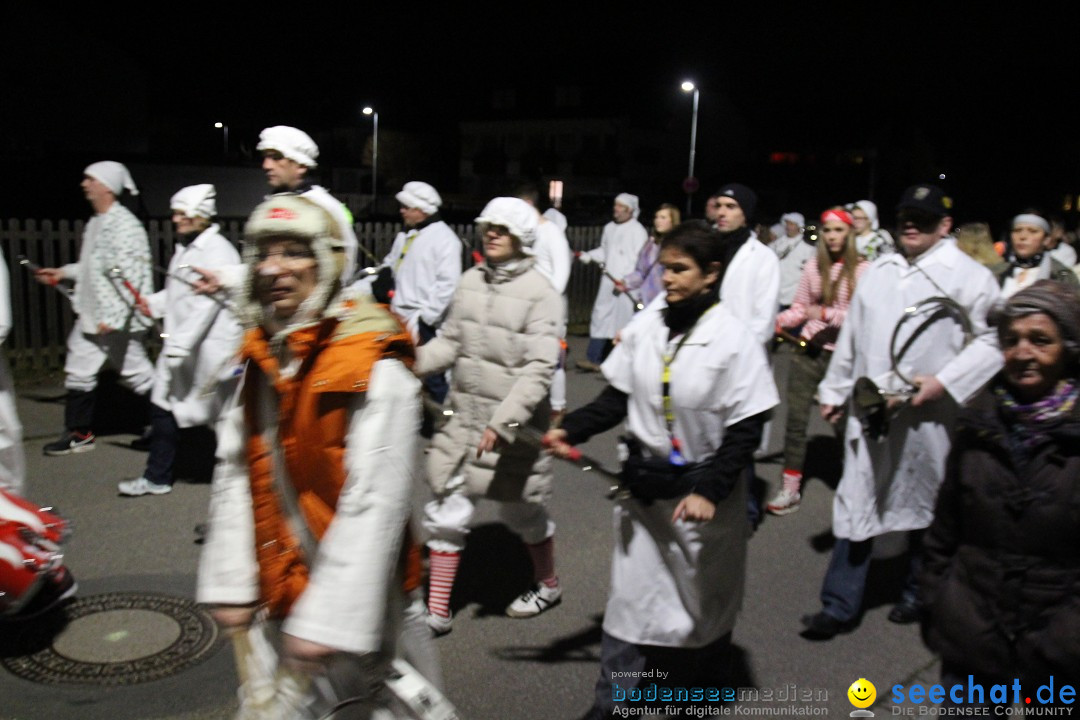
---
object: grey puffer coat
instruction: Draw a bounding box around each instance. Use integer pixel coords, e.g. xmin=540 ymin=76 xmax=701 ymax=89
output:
xmin=920 ymin=385 xmax=1080 ymax=681
xmin=415 ymin=258 xmax=561 ymax=502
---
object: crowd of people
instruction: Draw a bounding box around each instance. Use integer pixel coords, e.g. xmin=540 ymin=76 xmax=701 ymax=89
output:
xmin=1 ymin=122 xmax=1079 ymax=717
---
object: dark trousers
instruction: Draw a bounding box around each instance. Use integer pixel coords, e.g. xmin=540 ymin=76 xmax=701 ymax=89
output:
xmin=418 ymin=321 xmax=448 ymax=404
xmin=64 ymin=389 xmax=96 ymax=433
xmin=586 ymin=338 xmax=613 ymax=365
xmin=143 ymin=403 xmax=179 ymax=487
xmin=585 ymin=631 xmax=732 ymax=719
xmin=782 ymin=350 xmax=831 ymax=471
xmin=820 ymin=531 xmax=924 ymax=622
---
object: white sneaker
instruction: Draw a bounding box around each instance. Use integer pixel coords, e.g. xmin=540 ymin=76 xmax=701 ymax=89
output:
xmin=506 ymin=582 xmax=562 ymax=618
xmin=766 ymin=487 xmax=801 ymax=516
xmin=426 ymin=609 xmax=453 ymax=636
xmin=118 ymin=477 xmax=173 ymax=497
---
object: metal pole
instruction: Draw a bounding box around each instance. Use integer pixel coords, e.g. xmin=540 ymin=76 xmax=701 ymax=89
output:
xmin=687 ymin=89 xmax=699 ymax=218
xmin=372 ymin=112 xmax=379 ymax=213
xmin=223 ymin=125 xmax=229 ymax=156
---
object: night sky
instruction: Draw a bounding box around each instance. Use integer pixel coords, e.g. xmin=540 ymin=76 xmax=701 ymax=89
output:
xmin=4 ymin=6 xmax=1079 ymax=227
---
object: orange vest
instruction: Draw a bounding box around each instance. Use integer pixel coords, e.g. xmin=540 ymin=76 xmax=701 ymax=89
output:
xmin=241 ymin=307 xmax=420 ymax=619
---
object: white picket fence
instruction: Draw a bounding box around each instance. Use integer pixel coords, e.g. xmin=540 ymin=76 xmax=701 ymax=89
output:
xmin=0 ymin=219 xmax=604 ymax=372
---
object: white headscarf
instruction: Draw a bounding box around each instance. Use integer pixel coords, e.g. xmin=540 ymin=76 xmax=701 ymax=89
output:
xmin=475 ymin=197 xmax=540 ymax=250
xmin=396 ymin=181 xmax=442 ymax=215
xmin=780 ymin=212 xmax=805 ymax=227
xmin=170 ymin=184 xmax=217 ymax=219
xmin=257 ymin=126 xmax=319 ymax=168
xmin=615 ymin=192 xmax=640 ymax=219
xmin=84 ymin=161 xmax=139 ymax=196
xmin=854 ymin=200 xmax=880 ymax=231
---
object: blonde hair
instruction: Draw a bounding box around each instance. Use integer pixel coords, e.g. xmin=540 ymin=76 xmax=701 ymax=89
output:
xmin=956 ymin=222 xmax=1001 ymax=268
xmin=817 ymin=207 xmax=860 ymax=306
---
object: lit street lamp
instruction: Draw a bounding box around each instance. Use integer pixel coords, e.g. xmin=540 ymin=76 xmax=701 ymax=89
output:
xmin=363 ymin=106 xmax=379 ymax=213
xmin=681 ymin=81 xmax=700 ymax=217
xmin=214 ymin=122 xmax=228 ymax=156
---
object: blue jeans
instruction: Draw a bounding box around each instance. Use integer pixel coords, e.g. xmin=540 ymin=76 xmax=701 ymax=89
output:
xmin=820 ymin=532 xmax=923 ymax=622
xmin=586 ymin=338 xmax=612 ymax=365
xmin=418 ymin=320 xmax=448 ymax=404
xmin=144 ymin=403 xmax=179 ymax=487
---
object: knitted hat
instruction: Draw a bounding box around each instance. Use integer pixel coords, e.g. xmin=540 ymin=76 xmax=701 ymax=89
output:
xmin=714 ymin=183 xmax=757 ymax=220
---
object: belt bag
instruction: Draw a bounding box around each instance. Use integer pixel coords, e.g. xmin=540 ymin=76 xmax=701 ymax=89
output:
xmin=619 ymin=436 xmax=697 ymax=501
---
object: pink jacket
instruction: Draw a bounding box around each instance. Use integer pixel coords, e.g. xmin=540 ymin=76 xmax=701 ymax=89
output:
xmin=776 ymin=257 xmax=869 ymax=351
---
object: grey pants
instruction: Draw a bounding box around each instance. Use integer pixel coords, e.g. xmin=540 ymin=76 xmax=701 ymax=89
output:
xmin=781 ymin=349 xmax=831 ymax=472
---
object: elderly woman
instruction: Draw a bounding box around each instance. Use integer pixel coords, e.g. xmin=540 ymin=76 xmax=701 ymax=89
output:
xmin=994 ymin=211 xmax=1079 ymax=298
xmin=920 ymin=280 xmax=1080 ymax=691
xmin=417 ymin=197 xmax=562 ymax=634
xmin=547 ymin=223 xmax=778 ymax=719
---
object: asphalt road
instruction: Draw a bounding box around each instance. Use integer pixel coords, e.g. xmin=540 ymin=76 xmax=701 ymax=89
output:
xmin=0 ymin=338 xmax=941 ymax=720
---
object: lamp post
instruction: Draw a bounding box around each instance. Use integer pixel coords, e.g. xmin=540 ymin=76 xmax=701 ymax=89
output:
xmin=363 ymin=107 xmax=379 ymax=213
xmin=214 ymin=122 xmax=228 ymax=156
xmin=680 ymin=81 xmax=699 ymax=217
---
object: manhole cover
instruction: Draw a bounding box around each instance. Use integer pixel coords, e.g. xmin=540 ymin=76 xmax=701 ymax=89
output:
xmin=0 ymin=592 xmax=220 ymax=685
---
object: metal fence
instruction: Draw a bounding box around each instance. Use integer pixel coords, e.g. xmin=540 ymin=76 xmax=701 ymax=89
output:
xmin=1 ymin=218 xmax=605 ymax=372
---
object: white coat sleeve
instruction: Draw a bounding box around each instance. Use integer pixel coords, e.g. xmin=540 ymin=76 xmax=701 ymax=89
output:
xmin=0 ymin=253 xmax=12 ymax=345
xmin=420 ymin=230 xmax=462 ymax=328
xmin=750 ymin=250 xmax=781 ymax=345
xmin=547 ymin=228 xmax=572 ymax=295
xmin=196 ymin=396 xmax=259 ymax=606
xmin=817 ymin=282 xmax=863 ymax=407
xmin=934 ymin=272 xmax=1003 ymax=404
xmin=581 ymin=226 xmax=610 ymax=265
xmin=284 ymin=359 xmax=420 ymax=654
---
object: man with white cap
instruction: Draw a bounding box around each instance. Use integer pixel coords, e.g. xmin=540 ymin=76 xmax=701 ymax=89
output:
xmin=376 ymin=181 xmax=462 ymax=404
xmin=191 ymin=127 xmax=359 ymax=294
xmin=576 ymin=193 xmax=648 ymax=371
xmin=773 ymin=212 xmax=815 ymax=309
xmin=850 ymin=200 xmax=895 ymax=261
xmin=117 ymin=185 xmax=243 ymax=496
xmin=36 ymin=162 xmax=155 ymax=455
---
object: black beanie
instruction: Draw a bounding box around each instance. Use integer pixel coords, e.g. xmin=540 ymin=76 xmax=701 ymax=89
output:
xmin=714 ymin=183 xmax=757 ymax=220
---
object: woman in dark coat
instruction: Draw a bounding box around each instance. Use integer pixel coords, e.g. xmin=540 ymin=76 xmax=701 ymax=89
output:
xmin=920 ymin=280 xmax=1080 ymax=689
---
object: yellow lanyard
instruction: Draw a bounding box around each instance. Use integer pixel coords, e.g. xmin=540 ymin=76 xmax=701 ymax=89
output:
xmin=660 ymin=303 xmax=716 ymax=465
xmin=395 ymin=231 xmax=418 ymax=272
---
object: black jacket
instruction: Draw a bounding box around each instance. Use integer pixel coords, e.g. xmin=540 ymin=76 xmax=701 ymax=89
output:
xmin=919 ymin=385 xmax=1080 ymax=680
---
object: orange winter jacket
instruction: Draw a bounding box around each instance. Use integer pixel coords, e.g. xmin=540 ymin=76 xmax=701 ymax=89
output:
xmin=240 ymin=303 xmax=420 ymax=619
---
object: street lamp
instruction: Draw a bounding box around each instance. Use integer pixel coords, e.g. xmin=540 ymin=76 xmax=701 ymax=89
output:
xmin=681 ymin=81 xmax=700 ymax=217
xmin=362 ymin=106 xmax=379 ymax=213
xmin=214 ymin=122 xmax=228 ymax=156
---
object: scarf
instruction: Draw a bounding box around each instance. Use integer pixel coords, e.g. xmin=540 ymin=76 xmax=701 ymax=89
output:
xmin=1007 ymin=250 xmax=1044 ymax=270
xmin=664 ymin=284 xmax=720 ymax=336
xmin=994 ymin=378 xmax=1078 ymax=461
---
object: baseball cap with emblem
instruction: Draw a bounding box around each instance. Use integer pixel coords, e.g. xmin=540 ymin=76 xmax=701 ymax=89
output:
xmin=896 ymin=184 xmax=953 ymax=217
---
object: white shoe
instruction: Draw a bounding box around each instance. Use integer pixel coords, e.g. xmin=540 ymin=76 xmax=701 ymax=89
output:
xmin=118 ymin=477 xmax=173 ymax=497
xmin=766 ymin=487 xmax=801 ymax=516
xmin=426 ymin=609 xmax=453 ymax=636
xmin=506 ymin=582 xmax=562 ymax=618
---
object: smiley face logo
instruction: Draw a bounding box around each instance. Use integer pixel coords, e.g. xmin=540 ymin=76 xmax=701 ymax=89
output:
xmin=848 ymin=678 xmax=876 ymax=709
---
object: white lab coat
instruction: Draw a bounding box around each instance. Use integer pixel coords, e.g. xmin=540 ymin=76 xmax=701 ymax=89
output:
xmin=772 ymin=235 xmax=816 ymax=306
xmin=598 ymin=301 xmax=779 ymax=647
xmin=0 ymin=250 xmax=25 ymax=494
xmin=145 ymin=225 xmax=242 ymax=428
xmin=532 ymin=220 xmax=572 ymax=295
xmin=818 ymin=239 xmax=1002 ymax=541
xmin=384 ymin=220 xmax=462 ymax=334
xmin=721 ymin=234 xmax=781 ymax=345
xmin=583 ymin=219 xmax=647 ymax=338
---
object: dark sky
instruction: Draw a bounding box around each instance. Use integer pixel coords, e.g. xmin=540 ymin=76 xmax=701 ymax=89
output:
xmin=4 ymin=6 xmax=1080 ymax=224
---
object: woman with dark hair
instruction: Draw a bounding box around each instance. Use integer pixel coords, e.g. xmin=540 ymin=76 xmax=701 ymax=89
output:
xmin=767 ymin=207 xmax=869 ymax=516
xmin=920 ymin=279 xmax=1080 ymax=692
xmin=618 ymin=203 xmax=681 ymax=307
xmin=993 ymin=210 xmax=1079 ymax=298
xmin=546 ymin=223 xmax=778 ymax=719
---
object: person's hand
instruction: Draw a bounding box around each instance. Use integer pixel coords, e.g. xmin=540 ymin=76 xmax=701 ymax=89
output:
xmin=136 ymin=296 xmax=151 ymax=317
xmin=210 ymin=604 xmax=257 ymax=629
xmin=613 ymin=280 xmax=628 ymax=293
xmin=281 ymin=633 xmax=337 ymax=675
xmin=189 ymin=266 xmax=222 ymax=295
xmin=542 ymin=428 xmax=575 ymax=458
xmin=910 ymin=375 xmax=945 ymax=407
xmin=35 ymin=268 xmax=64 ymax=286
xmin=672 ymin=493 xmax=716 ymax=523
xmin=806 ymin=305 xmax=824 ymax=321
xmin=476 ymin=427 xmax=502 ymax=458
xmin=97 ymin=322 xmax=113 ymax=334
xmin=820 ymin=404 xmax=844 ymax=423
